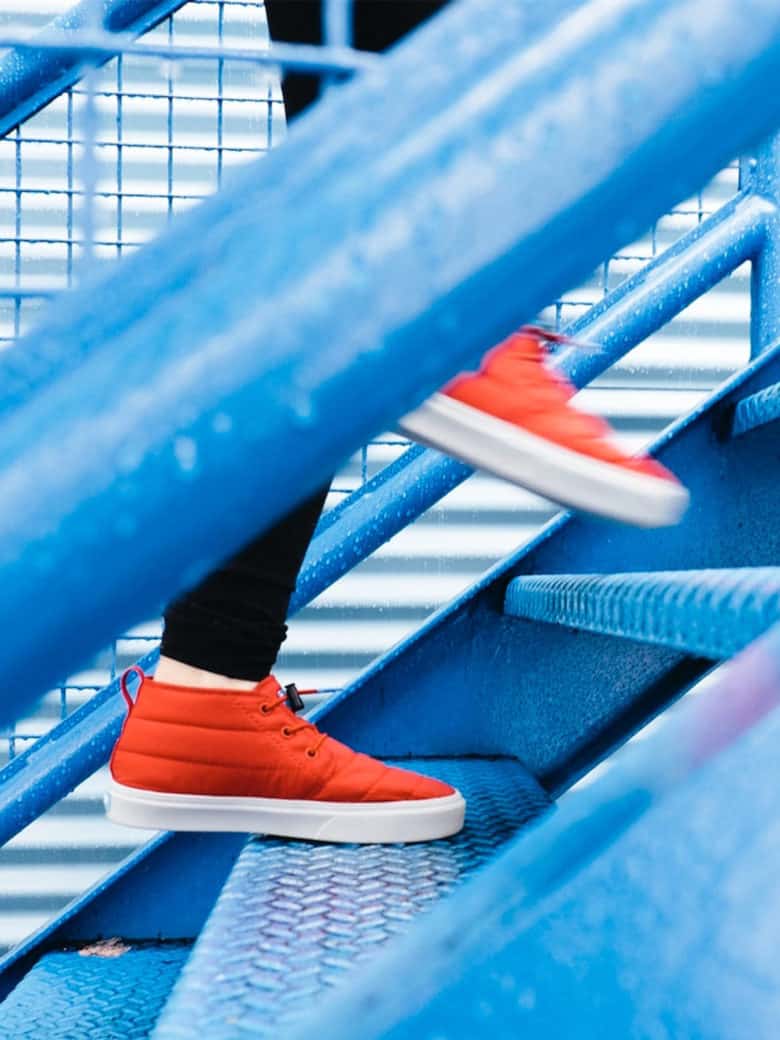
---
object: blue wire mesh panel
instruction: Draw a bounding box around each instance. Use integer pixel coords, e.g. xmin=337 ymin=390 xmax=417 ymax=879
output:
xmin=154 ymin=757 xmax=551 ymax=1039
xmin=0 ymin=941 xmax=191 ymax=1039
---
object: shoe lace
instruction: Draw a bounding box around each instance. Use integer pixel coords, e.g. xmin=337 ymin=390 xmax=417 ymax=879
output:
xmin=260 ymin=688 xmax=329 ymax=758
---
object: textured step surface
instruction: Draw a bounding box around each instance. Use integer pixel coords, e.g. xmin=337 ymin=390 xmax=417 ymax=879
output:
xmin=504 ymin=567 xmax=780 ymax=658
xmin=154 ymin=757 xmax=550 ymax=1039
xmin=0 ymin=941 xmax=191 ymax=1039
xmin=353 ymin=687 xmax=780 ymax=1040
xmin=268 ymin=624 xmax=780 ymax=1040
xmin=731 ymin=379 xmax=780 ymax=436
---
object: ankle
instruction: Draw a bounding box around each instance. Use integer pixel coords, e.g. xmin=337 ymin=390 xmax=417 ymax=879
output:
xmin=154 ymin=655 xmax=261 ymax=691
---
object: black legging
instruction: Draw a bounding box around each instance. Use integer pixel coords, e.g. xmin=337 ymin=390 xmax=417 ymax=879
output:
xmin=161 ymin=0 xmax=449 ymax=680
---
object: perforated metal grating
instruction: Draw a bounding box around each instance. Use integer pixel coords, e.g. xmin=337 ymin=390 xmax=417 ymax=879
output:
xmin=154 ymin=757 xmax=551 ymax=1039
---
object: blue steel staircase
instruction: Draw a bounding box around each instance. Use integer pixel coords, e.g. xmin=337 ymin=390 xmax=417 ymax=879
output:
xmin=1 ymin=0 xmax=780 ymax=1037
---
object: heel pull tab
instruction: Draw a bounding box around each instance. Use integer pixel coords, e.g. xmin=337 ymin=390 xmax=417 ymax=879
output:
xmin=120 ymin=665 xmax=146 ymax=712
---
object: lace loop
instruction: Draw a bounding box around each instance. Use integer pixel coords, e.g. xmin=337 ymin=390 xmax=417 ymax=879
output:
xmin=260 ymin=694 xmax=329 ymax=758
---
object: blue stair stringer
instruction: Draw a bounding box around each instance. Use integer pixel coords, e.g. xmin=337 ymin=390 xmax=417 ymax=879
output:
xmin=153 ymin=759 xmax=550 ymax=1038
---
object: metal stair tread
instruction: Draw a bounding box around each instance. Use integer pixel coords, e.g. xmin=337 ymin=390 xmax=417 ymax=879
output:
xmin=153 ymin=757 xmax=550 ymax=1039
xmin=731 ymin=379 xmax=780 ymax=436
xmin=0 ymin=942 xmax=192 ymax=1039
xmin=504 ymin=566 xmax=780 ymax=658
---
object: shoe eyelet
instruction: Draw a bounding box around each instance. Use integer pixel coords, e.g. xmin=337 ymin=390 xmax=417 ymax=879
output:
xmin=260 ymin=704 xmax=272 ymax=715
xmin=281 ymin=726 xmax=293 ymax=738
xmin=305 ymin=748 xmax=318 ymax=759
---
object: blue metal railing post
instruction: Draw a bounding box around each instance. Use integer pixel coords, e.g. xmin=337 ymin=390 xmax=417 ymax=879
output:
xmin=751 ymin=133 xmax=780 ymax=357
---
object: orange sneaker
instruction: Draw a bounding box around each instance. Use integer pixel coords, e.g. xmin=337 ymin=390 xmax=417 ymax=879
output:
xmin=106 ymin=668 xmax=465 ymax=844
xmin=399 ymin=326 xmax=689 ymax=527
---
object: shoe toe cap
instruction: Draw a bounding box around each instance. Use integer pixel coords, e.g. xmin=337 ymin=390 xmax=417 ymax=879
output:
xmin=367 ymin=763 xmax=456 ymax=802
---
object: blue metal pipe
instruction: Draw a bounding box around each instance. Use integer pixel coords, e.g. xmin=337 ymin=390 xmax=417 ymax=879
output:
xmin=0 ymin=0 xmax=189 ymax=139
xmin=751 ymin=135 xmax=780 ymax=356
xmin=0 ymin=0 xmax=779 ymax=727
xmin=0 ymin=32 xmax=379 ymax=75
xmin=0 ymin=190 xmax=758 ymax=845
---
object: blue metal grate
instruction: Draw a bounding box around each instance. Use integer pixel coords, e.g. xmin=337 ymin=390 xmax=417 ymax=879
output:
xmin=153 ymin=757 xmax=551 ymax=1039
xmin=0 ymin=940 xmax=191 ymax=1039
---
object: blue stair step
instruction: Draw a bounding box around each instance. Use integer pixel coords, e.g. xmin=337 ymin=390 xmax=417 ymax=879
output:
xmin=152 ymin=757 xmax=550 ymax=1039
xmin=731 ymin=380 xmax=780 ymax=436
xmin=0 ymin=942 xmax=191 ymax=1039
xmin=290 ymin=635 xmax=780 ymax=1040
xmin=504 ymin=567 xmax=780 ymax=659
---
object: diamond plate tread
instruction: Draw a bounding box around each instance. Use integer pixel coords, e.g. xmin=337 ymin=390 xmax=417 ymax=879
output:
xmin=0 ymin=942 xmax=191 ymax=1039
xmin=504 ymin=567 xmax=780 ymax=659
xmin=732 ymin=379 xmax=780 ymax=436
xmin=154 ymin=757 xmax=550 ymax=1040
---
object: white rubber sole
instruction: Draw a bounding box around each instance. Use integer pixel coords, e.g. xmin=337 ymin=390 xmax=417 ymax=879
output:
xmin=399 ymin=393 xmax=689 ymax=528
xmin=106 ymin=780 xmax=466 ymax=844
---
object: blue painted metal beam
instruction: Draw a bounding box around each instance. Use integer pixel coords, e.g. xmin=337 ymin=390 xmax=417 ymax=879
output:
xmin=731 ymin=378 xmax=780 ymax=435
xmin=504 ymin=568 xmax=780 ymax=659
xmin=0 ymin=189 xmax=761 ymax=853
xmin=281 ymin=622 xmax=780 ymax=1040
xmin=0 ymin=0 xmax=779 ymax=727
xmin=0 ymin=0 xmax=189 ymax=139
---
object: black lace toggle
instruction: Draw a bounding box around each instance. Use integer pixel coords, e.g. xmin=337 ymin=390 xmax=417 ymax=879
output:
xmin=284 ymin=683 xmax=305 ymax=713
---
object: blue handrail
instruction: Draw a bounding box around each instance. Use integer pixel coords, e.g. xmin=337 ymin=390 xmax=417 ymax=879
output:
xmin=0 ymin=0 xmax=777 ymax=728
xmin=0 ymin=0 xmax=189 ymax=138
